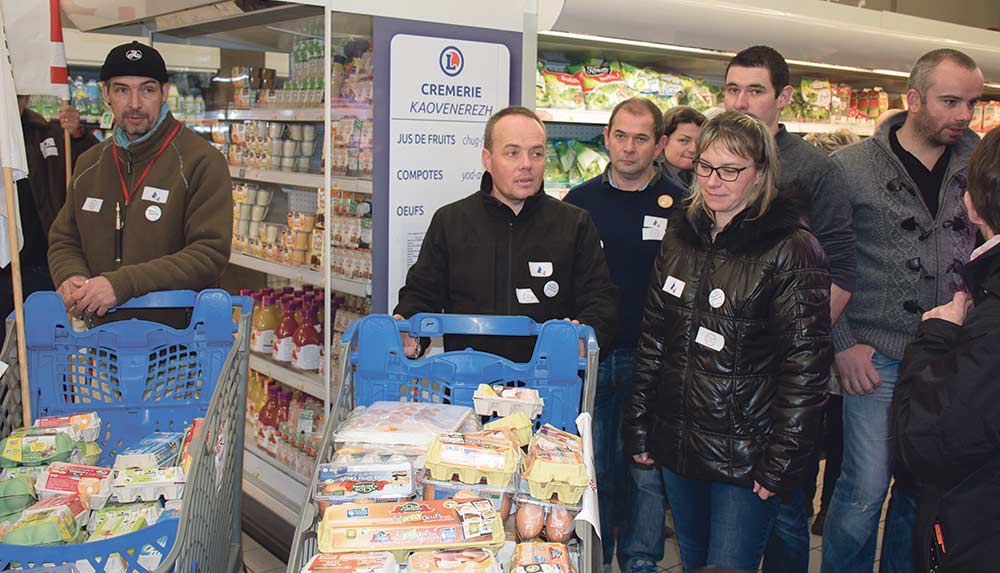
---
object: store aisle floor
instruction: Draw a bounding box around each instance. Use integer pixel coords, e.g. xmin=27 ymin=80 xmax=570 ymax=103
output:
xmin=243 ymin=531 xmax=286 ymax=573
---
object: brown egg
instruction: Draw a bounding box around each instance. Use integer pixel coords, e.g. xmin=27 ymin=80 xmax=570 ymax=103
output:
xmin=546 ymin=507 xmax=575 ymax=542
xmin=515 ymin=502 xmax=544 ymax=539
xmin=499 ymin=493 xmax=512 ymax=522
xmin=422 ymin=483 xmax=435 ymax=500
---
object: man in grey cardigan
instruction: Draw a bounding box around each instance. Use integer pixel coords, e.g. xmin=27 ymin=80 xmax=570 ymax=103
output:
xmin=822 ymin=49 xmax=984 ymax=573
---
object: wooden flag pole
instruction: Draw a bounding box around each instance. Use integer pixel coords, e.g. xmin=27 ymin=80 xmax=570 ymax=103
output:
xmin=3 ymin=165 xmax=31 ymax=424
xmin=63 ymin=99 xmax=71 ymax=191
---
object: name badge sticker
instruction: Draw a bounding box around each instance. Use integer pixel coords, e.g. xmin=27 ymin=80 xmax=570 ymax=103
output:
xmin=529 ymin=262 xmax=553 ymax=277
xmin=515 ymin=288 xmax=540 ymax=304
xmin=695 ymin=326 xmax=725 ymax=352
xmin=141 ymin=186 xmax=170 ymax=204
xmin=643 ymin=215 xmax=668 ymax=230
xmin=642 ymin=227 xmax=666 ymax=241
xmin=662 ymin=276 xmax=686 ymax=298
xmin=82 ymin=198 xmax=103 ymax=213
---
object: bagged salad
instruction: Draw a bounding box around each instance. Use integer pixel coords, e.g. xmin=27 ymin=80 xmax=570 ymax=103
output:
xmin=570 ymin=60 xmax=631 ymax=111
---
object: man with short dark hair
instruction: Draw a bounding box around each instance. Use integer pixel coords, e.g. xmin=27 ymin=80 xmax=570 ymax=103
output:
xmin=724 ymin=44 xmax=856 ymax=573
xmin=48 ymin=41 xmax=232 ymax=316
xmin=563 ymin=97 xmax=687 ymax=573
xmin=395 ymin=105 xmax=617 ymax=362
xmin=822 ymin=48 xmax=984 ymax=573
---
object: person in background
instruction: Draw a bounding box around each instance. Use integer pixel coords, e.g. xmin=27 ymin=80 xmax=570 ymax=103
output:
xmin=724 ymin=45 xmax=856 ymax=573
xmin=797 ymin=129 xmax=861 ymax=536
xmin=624 ymin=111 xmax=831 ymax=572
xmin=822 ymin=48 xmax=984 ymax=573
xmin=48 ymin=41 xmax=232 ymax=318
xmin=394 ymin=106 xmax=618 ymax=363
xmin=563 ymin=97 xmax=688 ymax=573
xmin=660 ymin=106 xmax=706 ymax=188
xmin=893 ymin=126 xmax=1000 ymax=573
xmin=1 ymin=97 xmax=97 ymax=347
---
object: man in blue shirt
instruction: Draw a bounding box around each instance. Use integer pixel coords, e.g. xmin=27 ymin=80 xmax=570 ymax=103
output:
xmin=564 ymin=97 xmax=687 ymax=573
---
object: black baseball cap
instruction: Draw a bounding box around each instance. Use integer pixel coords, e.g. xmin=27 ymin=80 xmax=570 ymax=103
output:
xmin=100 ymin=41 xmax=168 ymax=83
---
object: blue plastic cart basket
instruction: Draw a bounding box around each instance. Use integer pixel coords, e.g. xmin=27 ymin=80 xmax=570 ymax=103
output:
xmin=286 ymin=313 xmax=603 ymax=572
xmin=0 ymin=289 xmax=252 ymax=573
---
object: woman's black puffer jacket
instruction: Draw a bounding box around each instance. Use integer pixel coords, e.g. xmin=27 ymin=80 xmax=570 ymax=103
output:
xmin=623 ymin=196 xmax=832 ymax=495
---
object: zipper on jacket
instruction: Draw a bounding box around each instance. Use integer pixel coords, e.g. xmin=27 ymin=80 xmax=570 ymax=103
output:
xmin=679 ymin=237 xmax=719 ymax=470
xmin=126 ymin=150 xmax=133 ymax=175
xmin=506 ymin=221 xmax=513 ymax=314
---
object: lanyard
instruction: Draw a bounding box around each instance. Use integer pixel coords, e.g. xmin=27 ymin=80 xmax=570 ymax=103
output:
xmin=111 ymin=122 xmax=182 ymax=204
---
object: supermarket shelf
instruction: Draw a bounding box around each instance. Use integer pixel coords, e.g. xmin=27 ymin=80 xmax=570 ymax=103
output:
xmin=229 ymin=165 xmax=323 ymax=188
xmin=204 ymin=105 xmax=371 ymax=123
xmin=230 ymin=252 xmax=324 ymax=284
xmin=537 ymin=107 xmax=877 ymax=136
xmin=330 ymin=276 xmax=371 ymax=297
xmin=249 ymin=353 xmax=325 ymax=399
xmin=244 ymin=440 xmax=309 ymax=487
xmin=330 ymin=175 xmax=373 ymax=194
xmin=243 ymin=451 xmax=305 ymax=527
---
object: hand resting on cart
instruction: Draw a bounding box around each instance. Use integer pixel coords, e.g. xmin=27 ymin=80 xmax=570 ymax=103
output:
xmin=60 ymin=275 xmax=118 ymax=317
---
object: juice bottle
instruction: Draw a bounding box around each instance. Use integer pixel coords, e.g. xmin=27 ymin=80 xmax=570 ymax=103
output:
xmin=292 ymin=304 xmax=323 ymax=372
xmin=295 ymin=295 xmax=315 ymax=322
xmin=281 ymin=287 xmax=295 ymax=297
xmin=250 ymin=295 xmax=280 ymax=354
xmin=279 ymin=389 xmax=293 ymax=425
xmin=257 ymin=384 xmax=281 ymax=454
xmin=877 ymin=87 xmax=889 ymax=116
xmin=272 ymin=300 xmax=299 ymax=364
xmin=301 ymin=284 xmax=315 ymax=294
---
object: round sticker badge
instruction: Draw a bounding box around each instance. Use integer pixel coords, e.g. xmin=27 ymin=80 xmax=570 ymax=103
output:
xmin=145 ymin=205 xmax=162 ymax=222
xmin=657 ymin=194 xmax=674 ymax=209
xmin=709 ymin=288 xmax=726 ymax=308
xmin=544 ymin=280 xmax=560 ymax=298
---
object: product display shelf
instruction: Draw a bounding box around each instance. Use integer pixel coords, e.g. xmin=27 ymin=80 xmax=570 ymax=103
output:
xmin=249 ymin=352 xmax=325 ymax=400
xmin=229 ymin=165 xmax=324 ymax=188
xmin=245 ymin=439 xmax=311 ymax=488
xmin=538 ymin=107 xmax=876 ymax=135
xmin=243 ymin=451 xmax=307 ymax=526
xmin=329 ymin=174 xmax=373 ymax=194
xmin=329 ymin=275 xmax=371 ymax=297
xmin=205 ymin=104 xmax=372 ymax=124
xmin=231 ymin=252 xmax=325 ymax=284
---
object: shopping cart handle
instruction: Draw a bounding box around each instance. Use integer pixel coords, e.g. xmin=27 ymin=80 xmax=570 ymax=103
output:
xmin=399 ymin=314 xmax=543 ymax=337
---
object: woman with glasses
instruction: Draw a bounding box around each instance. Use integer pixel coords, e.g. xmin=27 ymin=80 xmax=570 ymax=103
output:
xmin=624 ymin=111 xmax=832 ymax=571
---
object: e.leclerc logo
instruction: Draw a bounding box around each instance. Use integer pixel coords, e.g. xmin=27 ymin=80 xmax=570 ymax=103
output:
xmin=439 ymin=45 xmax=464 ymax=77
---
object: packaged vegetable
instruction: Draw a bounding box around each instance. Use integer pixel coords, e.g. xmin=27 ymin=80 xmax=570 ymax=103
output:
xmin=1 ymin=505 xmax=79 ymax=545
xmin=425 ymin=430 xmax=521 ymax=487
xmin=800 ymin=78 xmax=832 ymax=122
xmin=334 ymin=402 xmax=479 ymax=451
xmin=543 ymin=142 xmax=568 ymax=188
xmin=522 ymin=426 xmax=588 ymax=505
xmin=535 ymin=62 xmax=549 ymax=108
xmin=111 ymin=466 xmax=185 ymax=503
xmin=0 ymin=475 xmax=36 ymax=515
xmin=313 ymin=462 xmax=414 ymax=512
xmin=511 ymin=542 xmax=572 ymax=573
xmin=570 ymin=60 xmax=631 ymax=111
xmin=300 ymin=551 xmax=397 ymax=573
xmin=541 ymin=68 xmax=585 ymax=110
xmin=570 ymin=141 xmax=608 ymax=182
xmin=33 ymin=412 xmax=101 ymax=443
xmin=317 ymin=497 xmax=503 ymax=554
xmin=119 ymin=432 xmax=185 ymax=468
xmin=407 ymin=548 xmax=502 ymax=572
xmin=1 ymin=431 xmax=76 ymax=467
xmin=36 ymin=462 xmax=112 ymax=510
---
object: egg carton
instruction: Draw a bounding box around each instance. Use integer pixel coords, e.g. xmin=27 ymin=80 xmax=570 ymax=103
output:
xmin=472 ymin=385 xmax=544 ymax=419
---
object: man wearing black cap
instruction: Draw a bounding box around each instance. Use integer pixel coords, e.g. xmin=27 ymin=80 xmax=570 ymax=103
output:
xmin=48 ymin=42 xmax=232 ymax=316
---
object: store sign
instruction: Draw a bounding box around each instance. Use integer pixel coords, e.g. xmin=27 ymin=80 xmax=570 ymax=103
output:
xmin=387 ymin=34 xmax=510 ymax=311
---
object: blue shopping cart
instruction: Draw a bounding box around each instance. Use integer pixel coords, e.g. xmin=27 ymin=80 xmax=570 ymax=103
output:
xmin=286 ymin=313 xmax=603 ymax=572
xmin=0 ymin=289 xmax=252 ymax=573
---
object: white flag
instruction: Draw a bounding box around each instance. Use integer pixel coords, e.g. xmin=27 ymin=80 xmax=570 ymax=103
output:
xmin=1 ymin=0 xmax=68 ymax=98
xmin=0 ymin=5 xmax=26 ymax=268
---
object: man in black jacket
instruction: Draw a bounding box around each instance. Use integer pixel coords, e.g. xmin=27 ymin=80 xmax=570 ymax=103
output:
xmin=1 ymin=96 xmax=97 ymax=347
xmin=394 ymin=106 xmax=617 ymax=363
xmin=893 ymin=127 xmax=1000 ymax=573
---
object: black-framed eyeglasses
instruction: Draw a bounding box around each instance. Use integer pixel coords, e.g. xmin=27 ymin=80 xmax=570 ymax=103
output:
xmin=694 ymin=160 xmax=753 ymax=182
